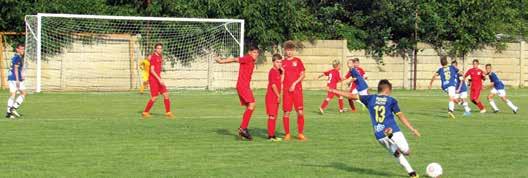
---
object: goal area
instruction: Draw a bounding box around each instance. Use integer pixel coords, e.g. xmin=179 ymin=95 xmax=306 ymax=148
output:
xmin=25 ymin=13 xmax=244 ymax=92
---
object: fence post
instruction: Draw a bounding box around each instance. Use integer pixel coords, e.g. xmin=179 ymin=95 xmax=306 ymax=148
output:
xmin=207 ymin=53 xmax=214 ymax=90
xmin=341 ymin=40 xmax=347 ymax=90
xmin=520 ymin=41 xmax=525 ymax=88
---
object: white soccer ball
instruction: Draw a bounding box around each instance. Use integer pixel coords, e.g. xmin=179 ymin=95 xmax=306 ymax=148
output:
xmin=426 ymin=162 xmax=443 ymax=177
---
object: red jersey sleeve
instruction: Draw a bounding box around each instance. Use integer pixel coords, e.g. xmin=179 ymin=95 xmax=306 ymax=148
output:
xmin=345 ymin=72 xmax=351 ymax=79
xmin=464 ymin=69 xmax=471 ymax=78
xmin=238 ymin=55 xmax=251 ymax=64
xmin=269 ymin=70 xmax=279 ymax=85
xmin=323 ymin=70 xmax=330 ymax=76
xmin=297 ymin=58 xmax=305 ymax=72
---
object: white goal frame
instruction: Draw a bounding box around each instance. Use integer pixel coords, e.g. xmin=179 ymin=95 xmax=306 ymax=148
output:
xmin=25 ymin=13 xmax=245 ymax=92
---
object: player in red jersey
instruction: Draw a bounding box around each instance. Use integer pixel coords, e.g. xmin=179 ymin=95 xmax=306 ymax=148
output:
xmin=142 ymin=43 xmax=174 ymax=119
xmin=318 ymin=60 xmax=344 ymax=114
xmin=461 ymin=59 xmax=487 ymax=113
xmin=215 ymin=46 xmax=260 ymax=141
xmin=344 ymin=58 xmax=367 ymax=112
xmin=266 ymin=54 xmax=283 ymax=141
xmin=281 ymin=41 xmax=306 ymax=141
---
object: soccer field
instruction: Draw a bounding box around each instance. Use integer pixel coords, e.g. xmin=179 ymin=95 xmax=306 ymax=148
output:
xmin=0 ymin=89 xmax=526 ymax=177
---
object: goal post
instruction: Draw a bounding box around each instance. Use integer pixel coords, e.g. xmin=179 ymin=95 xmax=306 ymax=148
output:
xmin=25 ymin=13 xmax=244 ymax=92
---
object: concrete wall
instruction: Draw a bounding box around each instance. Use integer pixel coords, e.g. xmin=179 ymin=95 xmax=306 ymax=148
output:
xmin=1 ymin=40 xmax=527 ymax=91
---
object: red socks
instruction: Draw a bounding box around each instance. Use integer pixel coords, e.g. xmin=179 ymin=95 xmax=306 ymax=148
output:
xmin=297 ymin=114 xmax=304 ymax=134
xmin=338 ymin=98 xmax=344 ymax=110
xmin=320 ymin=100 xmax=329 ymax=109
xmin=267 ymin=116 xmax=276 ymax=137
xmin=283 ymin=116 xmax=290 ymax=135
xmin=476 ymin=101 xmax=485 ymax=110
xmin=348 ymin=99 xmax=356 ymax=110
xmin=144 ymin=100 xmax=154 ymax=113
xmin=164 ymin=98 xmax=171 ymax=112
xmin=240 ymin=108 xmax=254 ymax=129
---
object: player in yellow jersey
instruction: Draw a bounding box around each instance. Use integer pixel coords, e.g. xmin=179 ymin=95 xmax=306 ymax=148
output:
xmin=139 ymin=58 xmax=150 ymax=93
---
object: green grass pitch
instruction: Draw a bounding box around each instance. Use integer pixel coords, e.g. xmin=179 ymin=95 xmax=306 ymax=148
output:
xmin=0 ymin=89 xmax=526 ymax=177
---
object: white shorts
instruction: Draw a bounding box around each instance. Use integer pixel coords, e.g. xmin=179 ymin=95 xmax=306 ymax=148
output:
xmin=352 ymin=88 xmax=369 ymax=96
xmin=444 ymin=86 xmax=456 ymax=98
xmin=455 ymin=91 xmax=468 ymax=99
xmin=377 ymin=131 xmax=410 ymax=155
xmin=490 ymin=88 xmax=506 ymax=97
xmin=8 ymin=81 xmax=25 ymax=93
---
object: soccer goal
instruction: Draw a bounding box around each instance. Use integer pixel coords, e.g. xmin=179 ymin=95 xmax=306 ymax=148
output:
xmin=24 ymin=13 xmax=244 ymax=92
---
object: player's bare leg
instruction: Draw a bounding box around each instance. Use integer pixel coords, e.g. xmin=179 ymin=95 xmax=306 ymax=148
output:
xmin=282 ymin=111 xmax=291 ymax=140
xmin=296 ymin=109 xmax=306 ymax=141
xmin=162 ymin=92 xmax=174 ymax=119
xmin=499 ymin=95 xmax=519 ymax=114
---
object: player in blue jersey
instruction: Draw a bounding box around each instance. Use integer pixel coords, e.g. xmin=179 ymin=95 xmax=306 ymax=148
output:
xmin=6 ymin=44 xmax=27 ymax=119
xmin=329 ymin=79 xmax=421 ymax=178
xmin=451 ymin=61 xmax=471 ymax=116
xmin=428 ymin=56 xmax=460 ymax=119
xmin=485 ymin=64 xmax=519 ymax=114
xmin=348 ymin=58 xmax=369 ymax=96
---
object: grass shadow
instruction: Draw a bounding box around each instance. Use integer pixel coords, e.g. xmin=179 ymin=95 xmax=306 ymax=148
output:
xmin=303 ymin=162 xmax=404 ymax=177
xmin=214 ymin=128 xmax=239 ymax=140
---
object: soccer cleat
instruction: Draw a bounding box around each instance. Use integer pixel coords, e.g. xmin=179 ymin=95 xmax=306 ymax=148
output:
xmin=238 ymin=128 xmax=253 ymax=141
xmin=448 ymin=111 xmax=456 ymax=119
xmin=5 ymin=112 xmax=12 ymax=119
xmin=165 ymin=112 xmax=175 ymax=119
xmin=480 ymin=109 xmax=487 ymax=113
xmin=10 ymin=108 xmax=20 ymax=117
xmin=283 ymin=134 xmax=291 ymax=141
xmin=493 ymin=110 xmax=500 ymax=113
xmin=409 ymin=171 xmax=419 ymax=178
xmin=319 ymin=108 xmax=324 ymax=115
xmin=513 ymin=108 xmax=519 ymax=114
xmin=463 ymin=111 xmax=471 ymax=116
xmin=350 ymin=108 xmax=357 ymax=113
xmin=268 ymin=136 xmax=282 ymax=142
xmin=339 ymin=109 xmax=345 ymax=113
xmin=297 ymin=133 xmax=307 ymax=141
xmin=141 ymin=112 xmax=151 ymax=118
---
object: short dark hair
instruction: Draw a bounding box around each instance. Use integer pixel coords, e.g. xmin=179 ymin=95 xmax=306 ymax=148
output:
xmin=472 ymin=59 xmax=479 ymax=64
xmin=451 ymin=60 xmax=458 ymax=65
xmin=154 ymin=43 xmax=163 ymax=48
xmin=16 ymin=43 xmax=25 ymax=49
xmin=272 ymin=53 xmax=282 ymax=62
xmin=283 ymin=40 xmax=296 ymax=50
xmin=440 ymin=56 xmax=448 ymax=66
xmin=249 ymin=45 xmax=259 ymax=51
xmin=351 ymin=58 xmax=359 ymax=62
xmin=377 ymin=79 xmax=392 ymax=93
xmin=485 ymin=64 xmax=492 ymax=67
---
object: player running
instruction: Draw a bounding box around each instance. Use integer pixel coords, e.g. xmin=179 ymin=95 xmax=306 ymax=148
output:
xmin=317 ymin=60 xmax=344 ymax=114
xmin=141 ymin=43 xmax=174 ymax=119
xmin=344 ymin=58 xmax=367 ymax=112
xmin=215 ymin=46 xmax=260 ymax=141
xmin=428 ymin=56 xmax=460 ymax=119
xmin=485 ymin=64 xmax=519 ymax=114
xmin=461 ymin=59 xmax=487 ymax=113
xmin=329 ymin=79 xmax=421 ymax=178
xmin=266 ymin=54 xmax=283 ymax=141
xmin=451 ymin=61 xmax=471 ymax=116
xmin=282 ymin=41 xmax=306 ymax=141
xmin=6 ymin=44 xmax=27 ymax=119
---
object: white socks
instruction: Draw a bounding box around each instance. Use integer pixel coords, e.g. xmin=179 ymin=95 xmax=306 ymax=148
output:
xmin=13 ymin=95 xmax=24 ymax=109
xmin=463 ymin=101 xmax=471 ymax=112
xmin=489 ymin=100 xmax=499 ymax=111
xmin=506 ymin=99 xmax=518 ymax=111
xmin=396 ymin=153 xmax=414 ymax=174
xmin=448 ymin=101 xmax=455 ymax=112
xmin=6 ymin=97 xmax=14 ymax=112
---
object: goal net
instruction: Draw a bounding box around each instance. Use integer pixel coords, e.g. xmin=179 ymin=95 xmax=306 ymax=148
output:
xmin=25 ymin=13 xmax=244 ymax=92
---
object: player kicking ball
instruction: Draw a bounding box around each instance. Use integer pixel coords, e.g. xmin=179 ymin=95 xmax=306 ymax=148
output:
xmin=317 ymin=60 xmax=344 ymax=114
xmin=282 ymin=41 xmax=306 ymax=141
xmin=485 ymin=64 xmax=519 ymax=114
xmin=266 ymin=54 xmax=283 ymax=141
xmin=142 ymin=43 xmax=174 ymax=119
xmin=6 ymin=44 xmax=27 ymax=119
xmin=428 ymin=56 xmax=460 ymax=119
xmin=451 ymin=61 xmax=471 ymax=116
xmin=329 ymin=79 xmax=421 ymax=178
xmin=215 ymin=46 xmax=260 ymax=141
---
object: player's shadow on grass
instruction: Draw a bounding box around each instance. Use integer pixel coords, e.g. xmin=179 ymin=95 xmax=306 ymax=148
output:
xmin=214 ymin=128 xmax=239 ymax=140
xmin=214 ymin=128 xmax=272 ymax=140
xmin=304 ymin=162 xmax=404 ymax=177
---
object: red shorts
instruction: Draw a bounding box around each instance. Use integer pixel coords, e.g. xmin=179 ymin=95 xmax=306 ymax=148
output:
xmin=266 ymin=93 xmax=279 ymax=116
xmin=470 ymin=86 xmax=482 ymax=101
xmin=149 ymin=79 xmax=168 ymax=97
xmin=237 ymin=87 xmax=255 ymax=106
xmin=283 ymin=88 xmax=303 ymax=112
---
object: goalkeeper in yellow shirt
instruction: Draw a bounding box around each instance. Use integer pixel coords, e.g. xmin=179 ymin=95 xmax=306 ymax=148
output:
xmin=139 ymin=58 xmax=150 ymax=93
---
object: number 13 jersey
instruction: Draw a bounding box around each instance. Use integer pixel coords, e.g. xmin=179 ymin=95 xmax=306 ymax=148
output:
xmin=360 ymin=94 xmax=401 ymax=139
